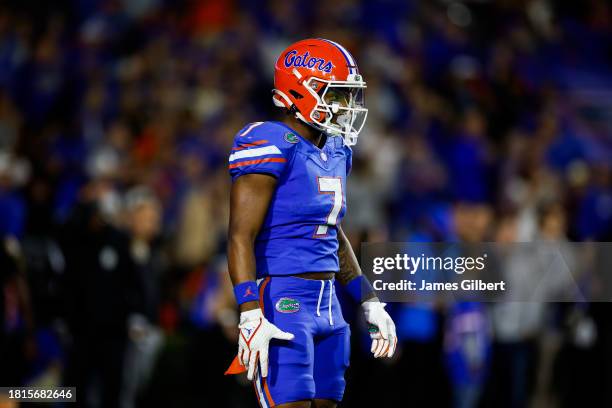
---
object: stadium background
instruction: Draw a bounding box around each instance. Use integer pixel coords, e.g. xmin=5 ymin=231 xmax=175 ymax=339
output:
xmin=0 ymin=0 xmax=611 ymax=407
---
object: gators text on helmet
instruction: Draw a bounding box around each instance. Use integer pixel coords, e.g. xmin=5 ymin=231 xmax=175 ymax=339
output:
xmin=273 ymin=38 xmax=367 ymax=146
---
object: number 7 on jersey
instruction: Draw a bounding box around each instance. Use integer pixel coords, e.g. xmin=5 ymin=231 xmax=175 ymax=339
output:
xmin=315 ymin=177 xmax=343 ymax=237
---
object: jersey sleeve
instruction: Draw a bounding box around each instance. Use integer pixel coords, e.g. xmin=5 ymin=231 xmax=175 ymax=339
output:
xmin=228 ymin=122 xmax=296 ymax=182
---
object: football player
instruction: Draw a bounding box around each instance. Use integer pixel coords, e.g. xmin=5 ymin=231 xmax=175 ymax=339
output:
xmin=225 ymin=39 xmax=397 ymax=408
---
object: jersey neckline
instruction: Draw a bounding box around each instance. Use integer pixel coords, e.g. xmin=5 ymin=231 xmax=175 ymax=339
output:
xmin=274 ymin=121 xmax=331 ymax=152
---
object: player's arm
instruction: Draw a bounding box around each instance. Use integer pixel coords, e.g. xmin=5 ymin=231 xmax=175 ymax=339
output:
xmin=228 ymin=173 xmax=276 ymax=312
xmin=337 ymin=226 xmax=397 ymax=358
xmin=336 ymin=226 xmax=375 ymax=298
xmin=227 ymin=173 xmax=294 ymax=380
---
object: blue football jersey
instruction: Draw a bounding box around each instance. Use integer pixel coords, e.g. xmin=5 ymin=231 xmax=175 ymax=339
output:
xmin=228 ymin=121 xmax=352 ymax=278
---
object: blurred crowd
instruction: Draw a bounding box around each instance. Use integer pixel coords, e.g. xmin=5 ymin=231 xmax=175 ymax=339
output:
xmin=0 ymin=0 xmax=611 ymax=407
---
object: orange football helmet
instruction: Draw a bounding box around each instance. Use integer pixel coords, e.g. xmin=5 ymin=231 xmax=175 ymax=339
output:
xmin=273 ymin=38 xmax=367 ymax=146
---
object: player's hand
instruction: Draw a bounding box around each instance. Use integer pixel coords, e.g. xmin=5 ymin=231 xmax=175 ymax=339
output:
xmin=238 ymin=308 xmax=294 ymax=380
xmin=362 ymin=301 xmax=397 ymax=358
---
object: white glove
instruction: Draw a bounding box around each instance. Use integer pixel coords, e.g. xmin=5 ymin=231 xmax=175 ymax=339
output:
xmin=238 ymin=308 xmax=294 ymax=380
xmin=362 ymin=301 xmax=397 ymax=358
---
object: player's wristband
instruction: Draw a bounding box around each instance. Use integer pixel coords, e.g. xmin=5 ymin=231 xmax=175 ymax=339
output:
xmin=234 ymin=281 xmax=259 ymax=306
xmin=345 ymin=275 xmax=376 ymax=303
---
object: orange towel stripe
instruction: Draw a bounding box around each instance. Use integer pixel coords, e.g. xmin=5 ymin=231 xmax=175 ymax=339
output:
xmin=224 ymin=355 xmax=246 ymax=375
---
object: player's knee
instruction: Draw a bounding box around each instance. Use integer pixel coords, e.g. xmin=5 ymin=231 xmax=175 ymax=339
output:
xmin=312 ymin=399 xmax=338 ymax=408
xmin=313 ymin=379 xmax=345 ymax=405
xmin=275 ymin=400 xmax=312 ymax=408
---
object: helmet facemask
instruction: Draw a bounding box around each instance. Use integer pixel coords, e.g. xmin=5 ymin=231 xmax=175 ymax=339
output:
xmin=302 ymin=73 xmax=367 ymax=146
